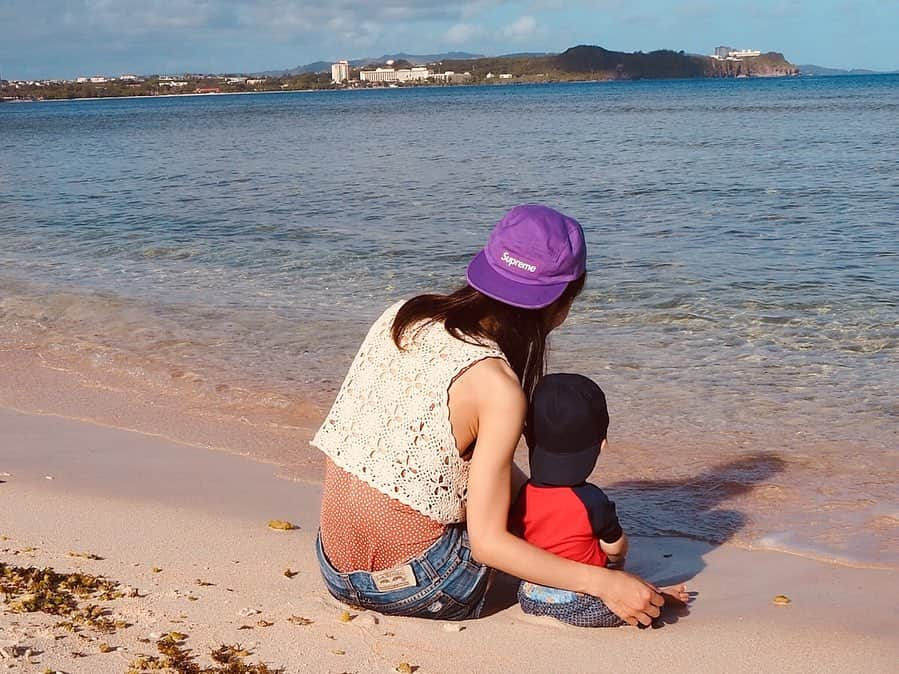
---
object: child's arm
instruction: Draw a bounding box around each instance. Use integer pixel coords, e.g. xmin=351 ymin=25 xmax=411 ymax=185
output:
xmin=601 ymin=532 xmax=629 ymax=569
xmin=572 ymin=484 xmax=626 ymax=567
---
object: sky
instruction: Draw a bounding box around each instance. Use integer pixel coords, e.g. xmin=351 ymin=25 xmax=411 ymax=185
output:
xmin=2 ymin=0 xmax=897 ymax=80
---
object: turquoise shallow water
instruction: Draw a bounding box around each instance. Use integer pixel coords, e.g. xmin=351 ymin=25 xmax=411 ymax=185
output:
xmin=1 ymin=77 xmax=897 ymax=565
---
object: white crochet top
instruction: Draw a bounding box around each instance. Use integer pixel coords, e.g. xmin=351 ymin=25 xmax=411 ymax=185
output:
xmin=311 ymin=301 xmax=509 ymax=524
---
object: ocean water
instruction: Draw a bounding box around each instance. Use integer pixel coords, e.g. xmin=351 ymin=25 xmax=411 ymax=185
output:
xmin=1 ymin=77 xmax=897 ymax=566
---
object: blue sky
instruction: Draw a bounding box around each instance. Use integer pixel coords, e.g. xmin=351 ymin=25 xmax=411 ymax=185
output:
xmin=2 ymin=0 xmax=897 ymax=79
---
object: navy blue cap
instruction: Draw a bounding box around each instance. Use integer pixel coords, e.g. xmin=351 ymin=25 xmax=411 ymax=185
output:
xmin=527 ymin=373 xmax=609 ymax=486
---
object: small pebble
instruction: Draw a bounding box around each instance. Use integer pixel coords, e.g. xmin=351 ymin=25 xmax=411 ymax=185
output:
xmin=354 ymin=613 xmax=379 ymax=627
xmin=773 ymin=594 xmax=791 ymax=606
xmin=44 ymin=475 xmax=54 ymax=480
xmin=442 ymin=623 xmax=464 ymax=632
xmin=238 ymin=608 xmax=261 ymax=617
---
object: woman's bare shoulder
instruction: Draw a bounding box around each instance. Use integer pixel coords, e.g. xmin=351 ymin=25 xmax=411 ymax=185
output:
xmin=460 ymin=357 xmax=526 ymax=411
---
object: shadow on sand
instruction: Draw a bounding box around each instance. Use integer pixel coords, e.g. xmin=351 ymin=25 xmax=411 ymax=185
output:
xmin=484 ymin=452 xmax=787 ymax=626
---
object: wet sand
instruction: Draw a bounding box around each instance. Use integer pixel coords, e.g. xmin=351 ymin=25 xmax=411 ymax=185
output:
xmin=2 ymin=406 xmax=898 ymax=674
xmin=0 ymin=346 xmax=326 ymax=484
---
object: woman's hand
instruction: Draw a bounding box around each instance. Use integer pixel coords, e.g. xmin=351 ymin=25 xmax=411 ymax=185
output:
xmin=591 ymin=567 xmax=664 ymax=626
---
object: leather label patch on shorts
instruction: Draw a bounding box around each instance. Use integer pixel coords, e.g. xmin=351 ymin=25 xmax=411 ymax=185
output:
xmin=371 ymin=564 xmax=417 ymax=592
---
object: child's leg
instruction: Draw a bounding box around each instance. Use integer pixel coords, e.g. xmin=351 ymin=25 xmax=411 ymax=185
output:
xmin=517 ymin=582 xmax=625 ymax=628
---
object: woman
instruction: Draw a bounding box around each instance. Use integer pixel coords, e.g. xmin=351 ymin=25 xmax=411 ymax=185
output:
xmin=312 ymin=204 xmax=666 ymax=625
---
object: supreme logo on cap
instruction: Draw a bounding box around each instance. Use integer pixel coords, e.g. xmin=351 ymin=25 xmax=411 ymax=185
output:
xmin=501 ymin=250 xmax=537 ymax=273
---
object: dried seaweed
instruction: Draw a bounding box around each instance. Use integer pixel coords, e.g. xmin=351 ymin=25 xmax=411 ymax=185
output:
xmin=128 ymin=634 xmax=285 ymax=674
xmin=0 ymin=562 xmax=128 ymax=633
xmin=266 ymin=520 xmax=297 ymax=531
xmin=68 ymin=551 xmax=104 ymax=560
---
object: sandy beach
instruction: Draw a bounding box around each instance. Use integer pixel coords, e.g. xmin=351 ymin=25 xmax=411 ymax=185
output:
xmin=2 ymin=400 xmax=897 ymax=674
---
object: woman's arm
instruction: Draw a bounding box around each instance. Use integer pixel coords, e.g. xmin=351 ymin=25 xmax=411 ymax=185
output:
xmin=464 ymin=364 xmax=663 ymax=626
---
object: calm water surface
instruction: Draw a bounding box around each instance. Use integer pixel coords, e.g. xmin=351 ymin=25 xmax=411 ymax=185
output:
xmin=1 ymin=77 xmax=897 ymax=566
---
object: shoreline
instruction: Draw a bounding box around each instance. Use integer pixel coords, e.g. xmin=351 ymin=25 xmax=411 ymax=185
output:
xmin=2 ymin=406 xmax=897 ymax=673
xmin=0 ymin=336 xmax=895 ymax=572
xmin=2 ymin=72 xmax=816 ymax=105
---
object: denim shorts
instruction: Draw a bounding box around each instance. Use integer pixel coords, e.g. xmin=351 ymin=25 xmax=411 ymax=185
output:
xmin=315 ymin=523 xmax=492 ymax=621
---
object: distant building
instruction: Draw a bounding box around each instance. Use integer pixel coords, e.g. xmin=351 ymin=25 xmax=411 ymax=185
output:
xmin=119 ymin=74 xmax=140 ymax=81
xmin=431 ymin=71 xmax=472 ymax=84
xmin=499 ymin=73 xmax=513 ymax=79
xmin=712 ymin=46 xmax=762 ymax=60
xmin=396 ymin=66 xmax=430 ymax=82
xmin=360 ymin=67 xmax=398 ymax=83
xmin=89 ymin=76 xmax=108 ymax=84
xmin=714 ymin=46 xmax=733 ymax=59
xmin=331 ymin=60 xmax=349 ymax=83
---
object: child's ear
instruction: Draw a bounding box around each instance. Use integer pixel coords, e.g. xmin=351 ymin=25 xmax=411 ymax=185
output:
xmin=600 ymin=438 xmax=608 ymax=452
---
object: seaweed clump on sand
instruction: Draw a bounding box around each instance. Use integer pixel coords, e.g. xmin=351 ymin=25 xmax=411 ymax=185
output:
xmin=128 ymin=633 xmax=285 ymax=674
xmin=0 ymin=562 xmax=129 ymax=632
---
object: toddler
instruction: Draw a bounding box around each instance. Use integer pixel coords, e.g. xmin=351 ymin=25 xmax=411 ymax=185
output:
xmin=510 ymin=373 xmax=631 ymax=627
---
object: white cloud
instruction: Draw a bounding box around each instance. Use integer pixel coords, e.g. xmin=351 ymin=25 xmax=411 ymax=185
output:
xmin=444 ymin=22 xmax=484 ymax=44
xmin=503 ymin=14 xmax=537 ymax=39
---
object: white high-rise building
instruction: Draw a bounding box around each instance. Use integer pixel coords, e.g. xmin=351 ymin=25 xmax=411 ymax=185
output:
xmin=331 ymin=60 xmax=350 ymax=83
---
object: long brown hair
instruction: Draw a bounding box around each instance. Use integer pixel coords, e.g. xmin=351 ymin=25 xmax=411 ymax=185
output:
xmin=391 ymin=276 xmax=586 ymax=398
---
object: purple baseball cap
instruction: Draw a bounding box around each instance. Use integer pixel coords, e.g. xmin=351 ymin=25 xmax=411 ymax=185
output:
xmin=466 ymin=204 xmax=587 ymax=309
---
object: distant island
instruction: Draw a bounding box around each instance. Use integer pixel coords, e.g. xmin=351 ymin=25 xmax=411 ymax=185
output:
xmin=438 ymin=45 xmax=797 ymax=81
xmin=2 ymin=44 xmax=798 ymax=101
xmin=796 ymin=64 xmax=898 ymax=76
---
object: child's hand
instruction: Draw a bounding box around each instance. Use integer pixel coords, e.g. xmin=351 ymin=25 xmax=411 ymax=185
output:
xmin=660 ymin=584 xmax=690 ymax=606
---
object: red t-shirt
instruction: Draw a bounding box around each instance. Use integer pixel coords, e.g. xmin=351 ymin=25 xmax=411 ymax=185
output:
xmin=510 ymin=482 xmax=622 ymax=568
